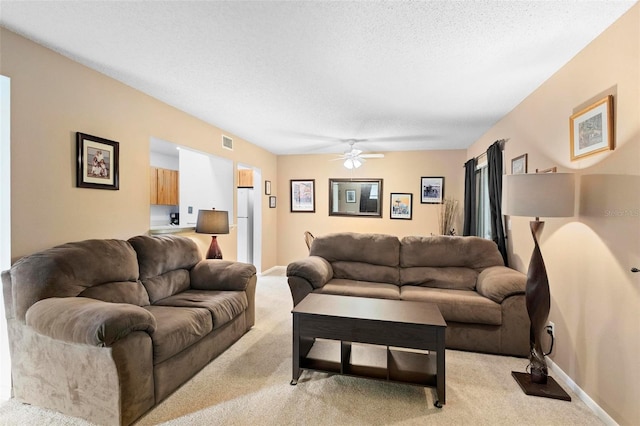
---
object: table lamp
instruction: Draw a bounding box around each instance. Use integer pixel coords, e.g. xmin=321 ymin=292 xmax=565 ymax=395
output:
xmin=195 ymin=209 xmax=230 ymax=259
xmin=502 ymin=172 xmax=575 ymax=400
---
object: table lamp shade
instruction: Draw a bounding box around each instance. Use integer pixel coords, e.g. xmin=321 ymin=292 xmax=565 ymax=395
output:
xmin=195 ymin=210 xmax=229 ymax=235
xmin=503 ymin=173 xmax=575 ymax=218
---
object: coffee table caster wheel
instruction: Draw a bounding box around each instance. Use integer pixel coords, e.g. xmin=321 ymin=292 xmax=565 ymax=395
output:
xmin=290 ymin=379 xmax=298 ymax=386
xmin=434 ymin=401 xmax=442 ymax=408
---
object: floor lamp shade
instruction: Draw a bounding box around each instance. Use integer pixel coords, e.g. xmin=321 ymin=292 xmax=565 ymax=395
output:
xmin=502 ymin=173 xmax=575 ymax=400
xmin=195 ymin=209 xmax=230 ymax=259
xmin=503 ymin=173 xmax=575 ymax=218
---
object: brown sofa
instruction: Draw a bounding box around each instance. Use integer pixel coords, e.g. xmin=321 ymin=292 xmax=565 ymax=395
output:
xmin=287 ymin=232 xmax=529 ymax=357
xmin=2 ymin=234 xmax=257 ymax=426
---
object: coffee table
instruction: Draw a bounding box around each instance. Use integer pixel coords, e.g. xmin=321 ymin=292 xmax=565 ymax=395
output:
xmin=291 ymin=293 xmax=447 ymax=407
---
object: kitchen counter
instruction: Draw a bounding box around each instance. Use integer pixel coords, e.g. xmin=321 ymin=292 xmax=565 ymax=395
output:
xmin=149 ymin=225 xmax=196 ymax=235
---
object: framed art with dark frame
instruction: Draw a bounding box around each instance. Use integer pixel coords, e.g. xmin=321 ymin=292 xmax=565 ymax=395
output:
xmin=570 ymin=95 xmax=614 ymax=161
xmin=511 ymin=154 xmax=528 ymax=174
xmin=420 ymin=176 xmax=444 ymax=204
xmin=290 ymin=179 xmax=315 ymax=212
xmin=390 ymin=193 xmax=412 ymax=220
xmin=76 ymin=132 xmax=119 ymax=190
xmin=269 ymin=196 xmax=276 ymax=208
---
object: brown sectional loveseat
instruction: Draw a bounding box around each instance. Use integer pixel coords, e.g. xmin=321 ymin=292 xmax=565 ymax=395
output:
xmin=287 ymin=232 xmax=529 ymax=357
xmin=2 ymin=234 xmax=257 ymax=426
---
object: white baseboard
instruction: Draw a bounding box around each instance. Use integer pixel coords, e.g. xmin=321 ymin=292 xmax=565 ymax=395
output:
xmin=548 ymin=358 xmax=618 ymax=426
xmin=260 ymin=265 xmax=286 ymax=276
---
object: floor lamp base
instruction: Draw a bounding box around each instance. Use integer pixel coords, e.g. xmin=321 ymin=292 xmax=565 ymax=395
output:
xmin=512 ymin=372 xmax=571 ymax=401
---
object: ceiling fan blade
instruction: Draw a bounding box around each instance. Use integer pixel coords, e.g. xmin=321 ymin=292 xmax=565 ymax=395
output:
xmin=359 ymin=153 xmax=385 ymax=158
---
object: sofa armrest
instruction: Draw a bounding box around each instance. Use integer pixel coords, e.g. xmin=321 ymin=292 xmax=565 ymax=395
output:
xmin=25 ymin=297 xmax=156 ymax=347
xmin=476 ymin=266 xmax=526 ymax=303
xmin=286 ymin=256 xmax=333 ymax=289
xmin=190 ymin=260 xmax=257 ymax=291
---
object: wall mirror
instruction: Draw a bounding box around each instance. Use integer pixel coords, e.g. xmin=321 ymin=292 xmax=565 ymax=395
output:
xmin=329 ymin=178 xmax=383 ymax=217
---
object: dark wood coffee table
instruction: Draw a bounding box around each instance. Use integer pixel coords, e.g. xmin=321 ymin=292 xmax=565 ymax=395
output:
xmin=291 ymin=293 xmax=447 ymax=407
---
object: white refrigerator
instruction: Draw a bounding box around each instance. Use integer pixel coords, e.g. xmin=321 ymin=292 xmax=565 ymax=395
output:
xmin=237 ymin=188 xmax=254 ymax=264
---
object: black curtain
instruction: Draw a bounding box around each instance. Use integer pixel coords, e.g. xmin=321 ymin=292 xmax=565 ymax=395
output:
xmin=463 ymin=158 xmax=477 ymax=236
xmin=487 ymin=141 xmax=509 ymax=266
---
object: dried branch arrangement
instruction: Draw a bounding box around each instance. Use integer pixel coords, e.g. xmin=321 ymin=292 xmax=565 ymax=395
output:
xmin=438 ymin=197 xmax=458 ymax=235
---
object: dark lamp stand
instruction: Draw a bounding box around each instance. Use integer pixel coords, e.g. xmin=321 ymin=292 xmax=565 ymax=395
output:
xmin=205 ymin=236 xmax=223 ymax=259
xmin=511 ymin=219 xmax=570 ymax=401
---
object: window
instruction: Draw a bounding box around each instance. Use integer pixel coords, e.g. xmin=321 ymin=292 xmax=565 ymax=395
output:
xmin=475 ymin=161 xmax=491 ymax=240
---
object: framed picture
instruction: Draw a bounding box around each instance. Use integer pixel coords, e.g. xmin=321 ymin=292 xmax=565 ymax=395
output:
xmin=420 ymin=177 xmax=444 ymax=204
xmin=269 ymin=196 xmax=276 ymax=208
xmin=265 ymin=180 xmax=271 ymax=195
xmin=570 ymin=95 xmax=614 ymax=161
xmin=290 ymin=179 xmax=315 ymax=212
xmin=76 ymin=132 xmax=119 ymax=190
xmin=511 ymin=154 xmax=528 ymax=174
xmin=345 ymin=189 xmax=356 ymax=203
xmin=390 ymin=193 xmax=412 ymax=220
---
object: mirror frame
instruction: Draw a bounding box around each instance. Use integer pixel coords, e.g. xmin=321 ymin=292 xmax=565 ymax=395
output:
xmin=328 ymin=178 xmax=383 ymax=218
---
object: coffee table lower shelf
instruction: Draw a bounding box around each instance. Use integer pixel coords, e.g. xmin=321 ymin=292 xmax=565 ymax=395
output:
xmin=293 ymin=340 xmax=439 ymax=399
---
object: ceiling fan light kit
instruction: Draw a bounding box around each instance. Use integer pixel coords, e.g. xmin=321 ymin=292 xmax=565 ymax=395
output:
xmin=337 ymin=140 xmax=384 ymax=169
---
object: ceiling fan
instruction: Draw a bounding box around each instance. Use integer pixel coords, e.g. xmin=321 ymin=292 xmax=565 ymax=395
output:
xmin=333 ymin=140 xmax=385 ymax=169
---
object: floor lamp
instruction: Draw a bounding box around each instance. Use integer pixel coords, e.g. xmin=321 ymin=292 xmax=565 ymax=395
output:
xmin=502 ymin=172 xmax=575 ymax=401
xmin=195 ymin=209 xmax=230 ymax=259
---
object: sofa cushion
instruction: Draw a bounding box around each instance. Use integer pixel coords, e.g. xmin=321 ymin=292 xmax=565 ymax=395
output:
xmin=400 ymin=236 xmax=505 ymax=269
xmin=316 ymin=279 xmax=400 ymax=300
xmin=128 ymin=235 xmax=201 ymax=303
xmin=140 ymin=269 xmax=191 ymax=304
xmin=144 ymin=305 xmax=213 ymax=365
xmin=128 ymin=234 xmax=201 ymax=279
xmin=400 ymin=267 xmax=478 ymax=291
xmin=332 ymin=261 xmax=399 ymax=285
xmin=78 ymin=281 xmax=150 ymax=306
xmin=310 ymin=232 xmax=400 ymax=267
xmin=153 ymin=290 xmax=248 ymax=330
xmin=9 ymin=239 xmax=140 ymax=321
xmin=400 ymin=286 xmax=501 ymax=325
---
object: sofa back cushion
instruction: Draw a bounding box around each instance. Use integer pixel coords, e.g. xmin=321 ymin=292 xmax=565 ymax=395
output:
xmin=9 ymin=239 xmax=144 ymax=321
xmin=400 ymin=266 xmax=478 ymax=290
xmin=128 ymin=235 xmax=201 ymax=303
xmin=400 ymin=236 xmax=505 ymax=269
xmin=310 ymin=232 xmax=400 ymax=284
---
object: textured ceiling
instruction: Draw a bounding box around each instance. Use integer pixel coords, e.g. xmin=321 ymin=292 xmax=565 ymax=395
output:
xmin=0 ymin=1 xmax=636 ymax=155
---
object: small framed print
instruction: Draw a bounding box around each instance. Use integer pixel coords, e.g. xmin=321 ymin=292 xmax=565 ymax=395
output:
xmin=76 ymin=132 xmax=119 ymax=190
xmin=570 ymin=95 xmax=614 ymax=161
xmin=290 ymin=179 xmax=315 ymax=212
xmin=269 ymin=196 xmax=276 ymax=208
xmin=511 ymin=154 xmax=528 ymax=174
xmin=265 ymin=180 xmax=271 ymax=195
xmin=420 ymin=177 xmax=444 ymax=204
xmin=390 ymin=193 xmax=412 ymax=220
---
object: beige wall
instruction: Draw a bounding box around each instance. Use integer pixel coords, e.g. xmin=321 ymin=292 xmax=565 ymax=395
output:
xmin=468 ymin=5 xmax=639 ymax=425
xmin=276 ymin=150 xmax=465 ymax=265
xmin=0 ymin=28 xmax=279 ymax=270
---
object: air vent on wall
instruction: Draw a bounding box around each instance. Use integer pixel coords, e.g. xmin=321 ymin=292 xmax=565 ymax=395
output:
xmin=222 ymin=135 xmax=233 ymax=150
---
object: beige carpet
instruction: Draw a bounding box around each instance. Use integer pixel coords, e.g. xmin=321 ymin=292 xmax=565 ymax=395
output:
xmin=0 ymin=269 xmax=603 ymax=426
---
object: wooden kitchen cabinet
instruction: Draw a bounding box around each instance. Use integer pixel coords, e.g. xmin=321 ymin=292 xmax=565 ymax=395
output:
xmin=150 ymin=167 xmax=179 ymax=205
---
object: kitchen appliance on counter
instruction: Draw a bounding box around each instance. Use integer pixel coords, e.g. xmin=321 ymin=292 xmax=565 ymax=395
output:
xmin=170 ymin=212 xmax=179 ymax=225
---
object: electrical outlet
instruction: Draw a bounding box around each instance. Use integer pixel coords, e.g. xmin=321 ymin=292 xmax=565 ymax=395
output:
xmin=547 ymin=321 xmax=555 ymax=338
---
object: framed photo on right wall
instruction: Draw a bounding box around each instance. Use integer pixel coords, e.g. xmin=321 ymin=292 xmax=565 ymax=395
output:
xmin=420 ymin=177 xmax=444 ymax=204
xmin=570 ymin=95 xmax=614 ymax=161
